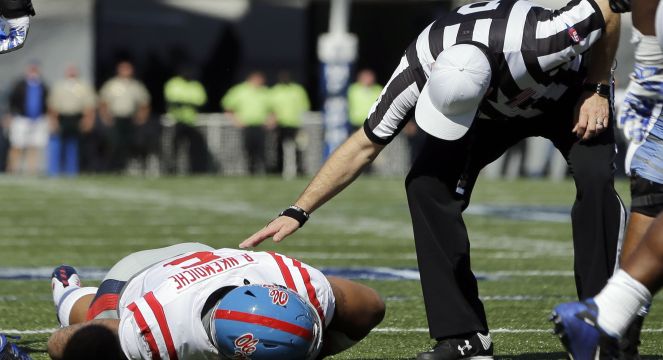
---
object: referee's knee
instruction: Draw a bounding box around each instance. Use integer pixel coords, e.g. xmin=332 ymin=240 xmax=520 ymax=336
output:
xmin=571 ymin=160 xmax=614 ymax=195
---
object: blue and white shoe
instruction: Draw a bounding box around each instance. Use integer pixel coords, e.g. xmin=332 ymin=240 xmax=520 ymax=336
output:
xmin=551 ymin=299 xmax=620 ymax=360
xmin=0 ymin=334 xmax=32 ymax=360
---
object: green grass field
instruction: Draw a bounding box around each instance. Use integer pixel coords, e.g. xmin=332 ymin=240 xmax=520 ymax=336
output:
xmin=0 ymin=176 xmax=661 ymax=359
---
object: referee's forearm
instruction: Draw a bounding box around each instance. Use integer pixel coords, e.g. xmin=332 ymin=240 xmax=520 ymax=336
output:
xmin=586 ymin=0 xmax=620 ymax=84
xmin=294 ymin=129 xmax=384 ymax=213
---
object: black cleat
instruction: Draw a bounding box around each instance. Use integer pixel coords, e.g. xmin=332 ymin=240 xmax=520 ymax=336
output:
xmin=416 ymin=332 xmax=493 ymax=360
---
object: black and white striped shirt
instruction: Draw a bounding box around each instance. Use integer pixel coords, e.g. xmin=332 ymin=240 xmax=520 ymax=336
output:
xmin=364 ymin=0 xmax=605 ymax=144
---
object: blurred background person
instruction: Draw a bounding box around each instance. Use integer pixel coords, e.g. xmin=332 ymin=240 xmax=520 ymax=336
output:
xmin=164 ymin=67 xmax=209 ymax=174
xmin=270 ymin=70 xmax=310 ymax=178
xmin=347 ymin=69 xmax=383 ymax=133
xmin=7 ymin=60 xmax=48 ymax=175
xmin=99 ymin=60 xmax=151 ymax=174
xmin=347 ymin=69 xmax=383 ymax=173
xmin=46 ymin=64 xmax=96 ymax=177
xmin=0 ymin=115 xmax=9 ymax=172
xmin=403 ymin=121 xmax=426 ymax=167
xmin=221 ymin=71 xmax=272 ymax=175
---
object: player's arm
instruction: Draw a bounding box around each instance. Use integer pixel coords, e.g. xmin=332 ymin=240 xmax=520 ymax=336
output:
xmin=47 ymin=319 xmax=121 ymax=360
xmin=320 ymin=276 xmax=386 ymax=357
xmin=573 ymin=0 xmax=620 ymax=140
xmin=240 ymin=129 xmax=384 ymax=248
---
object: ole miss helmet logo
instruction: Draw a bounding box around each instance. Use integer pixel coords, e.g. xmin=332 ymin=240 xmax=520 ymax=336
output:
xmin=567 ymin=25 xmax=580 ymax=44
xmin=260 ymin=284 xmax=290 ymax=306
xmin=269 ymin=288 xmax=290 ymax=306
xmin=232 ymin=333 xmax=259 ymax=359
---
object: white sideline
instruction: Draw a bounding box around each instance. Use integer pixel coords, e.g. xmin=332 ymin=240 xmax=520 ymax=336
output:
xmin=5 ymin=327 xmax=663 ymax=335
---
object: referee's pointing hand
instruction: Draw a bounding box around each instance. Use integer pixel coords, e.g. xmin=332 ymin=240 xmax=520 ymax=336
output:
xmin=240 ymin=216 xmax=300 ymax=248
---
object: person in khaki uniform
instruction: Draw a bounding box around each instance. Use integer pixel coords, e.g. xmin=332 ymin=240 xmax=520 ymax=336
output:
xmin=99 ymin=60 xmax=151 ymax=173
xmin=46 ymin=64 xmax=95 ymax=176
xmin=221 ymin=71 xmax=272 ymax=175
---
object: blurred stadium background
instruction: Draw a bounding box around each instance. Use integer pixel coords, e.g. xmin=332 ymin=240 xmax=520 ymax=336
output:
xmin=1 ymin=1 xmax=661 ymax=359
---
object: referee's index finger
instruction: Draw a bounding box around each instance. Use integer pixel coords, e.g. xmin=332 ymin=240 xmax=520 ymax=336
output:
xmin=239 ymin=227 xmax=274 ymax=248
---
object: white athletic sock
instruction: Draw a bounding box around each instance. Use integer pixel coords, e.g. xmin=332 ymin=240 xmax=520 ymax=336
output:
xmin=594 ymin=270 xmax=652 ymax=338
xmin=56 ymin=287 xmax=97 ymax=327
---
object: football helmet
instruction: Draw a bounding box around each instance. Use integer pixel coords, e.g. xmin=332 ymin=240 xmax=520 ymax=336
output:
xmin=211 ymin=285 xmax=323 ymax=360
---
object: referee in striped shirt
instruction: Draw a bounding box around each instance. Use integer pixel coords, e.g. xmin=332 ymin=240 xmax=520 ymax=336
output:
xmin=243 ymin=0 xmax=624 ymax=358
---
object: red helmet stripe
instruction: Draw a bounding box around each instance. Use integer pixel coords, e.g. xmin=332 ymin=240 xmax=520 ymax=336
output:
xmin=214 ymin=310 xmax=313 ymax=341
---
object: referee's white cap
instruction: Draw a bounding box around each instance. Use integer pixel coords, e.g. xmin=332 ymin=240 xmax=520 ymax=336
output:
xmin=415 ymin=44 xmax=492 ymax=141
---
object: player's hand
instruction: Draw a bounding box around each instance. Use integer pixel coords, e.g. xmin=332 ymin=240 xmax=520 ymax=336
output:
xmin=573 ymin=91 xmax=609 ymax=141
xmin=240 ymin=216 xmax=300 ymax=248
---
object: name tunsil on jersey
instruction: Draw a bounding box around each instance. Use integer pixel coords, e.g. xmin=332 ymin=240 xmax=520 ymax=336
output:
xmin=163 ymin=251 xmax=256 ymax=290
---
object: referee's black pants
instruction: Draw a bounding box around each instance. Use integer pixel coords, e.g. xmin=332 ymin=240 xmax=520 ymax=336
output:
xmin=405 ymin=103 xmax=625 ymax=340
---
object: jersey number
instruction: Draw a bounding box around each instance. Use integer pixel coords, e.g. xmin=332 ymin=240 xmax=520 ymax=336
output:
xmin=457 ymin=1 xmax=501 ymax=15
xmin=164 ymin=251 xmax=221 ymax=269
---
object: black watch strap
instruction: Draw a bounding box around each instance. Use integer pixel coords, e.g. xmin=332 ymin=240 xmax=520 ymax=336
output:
xmin=582 ymin=82 xmax=611 ymax=99
xmin=279 ymin=205 xmax=310 ymax=227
